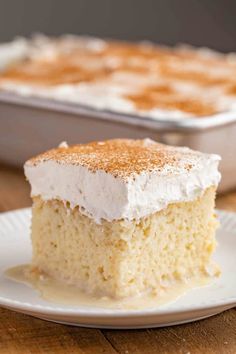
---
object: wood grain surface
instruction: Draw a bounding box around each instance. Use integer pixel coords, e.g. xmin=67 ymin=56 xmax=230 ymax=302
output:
xmin=0 ymin=164 xmax=235 ymax=354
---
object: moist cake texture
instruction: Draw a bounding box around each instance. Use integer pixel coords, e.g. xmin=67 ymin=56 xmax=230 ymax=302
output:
xmin=24 ymin=139 xmax=221 ymax=299
xmin=1 ymin=35 xmax=236 ymax=120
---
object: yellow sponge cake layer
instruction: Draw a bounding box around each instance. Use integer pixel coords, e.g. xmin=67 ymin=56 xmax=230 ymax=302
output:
xmin=31 ymin=186 xmax=218 ymax=299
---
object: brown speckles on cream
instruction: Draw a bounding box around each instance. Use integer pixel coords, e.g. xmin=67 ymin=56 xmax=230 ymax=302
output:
xmin=1 ymin=37 xmax=236 ymax=117
xmin=26 ymin=139 xmax=197 ymax=178
xmin=125 ymin=92 xmax=216 ymax=116
xmin=185 ymin=163 xmax=193 ymax=171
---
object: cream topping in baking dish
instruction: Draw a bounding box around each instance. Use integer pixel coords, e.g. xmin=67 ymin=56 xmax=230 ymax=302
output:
xmin=1 ymin=35 xmax=236 ymax=120
xmin=24 ymin=139 xmax=221 ymax=223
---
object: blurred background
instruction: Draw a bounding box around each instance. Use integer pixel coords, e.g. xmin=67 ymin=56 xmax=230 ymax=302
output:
xmin=0 ymin=0 xmax=235 ymax=52
xmin=0 ymin=0 xmax=236 ymax=194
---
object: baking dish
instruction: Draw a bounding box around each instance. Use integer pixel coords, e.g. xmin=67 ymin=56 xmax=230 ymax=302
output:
xmin=0 ymin=91 xmax=235 ymax=192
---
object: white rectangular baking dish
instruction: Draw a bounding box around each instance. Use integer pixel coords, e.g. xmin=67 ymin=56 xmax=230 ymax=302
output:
xmin=0 ymin=91 xmax=235 ymax=192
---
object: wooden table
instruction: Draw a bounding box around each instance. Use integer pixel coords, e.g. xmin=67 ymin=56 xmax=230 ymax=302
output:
xmin=0 ymin=164 xmax=235 ymax=354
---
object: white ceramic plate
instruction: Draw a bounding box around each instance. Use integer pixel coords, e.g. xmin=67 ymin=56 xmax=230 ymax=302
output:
xmin=0 ymin=208 xmax=235 ymax=329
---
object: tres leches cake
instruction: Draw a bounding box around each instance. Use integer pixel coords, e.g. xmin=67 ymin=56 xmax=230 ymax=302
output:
xmin=1 ymin=35 xmax=236 ymax=120
xmin=24 ymin=139 xmax=221 ymax=301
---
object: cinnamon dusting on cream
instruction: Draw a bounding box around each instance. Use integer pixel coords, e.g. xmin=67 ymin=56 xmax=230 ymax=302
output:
xmin=1 ymin=36 xmax=236 ymax=117
xmin=26 ymin=139 xmax=207 ymax=178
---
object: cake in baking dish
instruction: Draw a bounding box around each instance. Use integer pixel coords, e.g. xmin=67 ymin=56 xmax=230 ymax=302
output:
xmin=24 ymin=139 xmax=221 ymax=299
xmin=1 ymin=35 xmax=236 ymax=120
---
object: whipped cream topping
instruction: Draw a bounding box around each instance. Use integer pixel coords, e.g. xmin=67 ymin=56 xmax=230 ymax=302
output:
xmin=1 ymin=35 xmax=236 ymax=120
xmin=24 ymin=139 xmax=221 ymax=223
xmin=0 ymin=38 xmax=29 ymax=71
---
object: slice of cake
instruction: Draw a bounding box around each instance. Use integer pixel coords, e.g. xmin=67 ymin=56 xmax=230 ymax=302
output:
xmin=24 ymin=139 xmax=221 ymax=299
